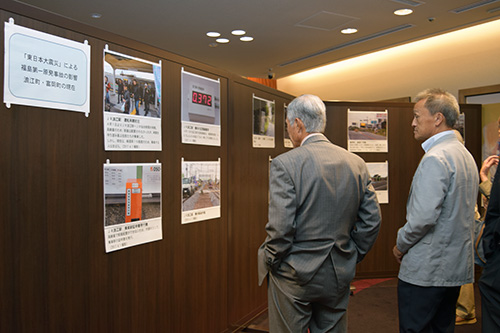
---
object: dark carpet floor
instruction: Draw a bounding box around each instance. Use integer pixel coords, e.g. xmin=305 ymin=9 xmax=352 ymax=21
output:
xmin=243 ymin=278 xmax=482 ymax=332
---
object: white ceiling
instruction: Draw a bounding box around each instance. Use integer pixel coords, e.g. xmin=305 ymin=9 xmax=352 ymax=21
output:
xmin=14 ymin=0 xmax=500 ymax=79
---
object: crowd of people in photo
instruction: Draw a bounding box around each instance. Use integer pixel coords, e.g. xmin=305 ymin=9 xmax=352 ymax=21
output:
xmin=105 ymin=76 xmax=157 ymax=117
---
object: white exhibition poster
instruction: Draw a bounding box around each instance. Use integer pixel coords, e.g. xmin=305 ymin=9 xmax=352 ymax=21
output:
xmin=3 ymin=19 xmax=90 ymax=116
xmin=284 ymin=104 xmax=293 ymax=148
xmin=367 ymin=161 xmax=389 ymax=204
xmin=103 ymin=49 xmax=162 ymax=151
xmin=103 ymin=162 xmax=162 ymax=252
xmin=347 ymin=109 xmax=388 ymax=152
xmin=181 ymin=159 xmax=221 ymax=224
xmin=181 ymin=69 xmax=221 ymax=146
xmin=253 ymin=95 xmax=275 ymax=148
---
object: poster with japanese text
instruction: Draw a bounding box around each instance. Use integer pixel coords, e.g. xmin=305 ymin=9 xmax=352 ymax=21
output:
xmin=4 ymin=19 xmax=90 ymax=115
xmin=253 ymin=95 xmax=275 ymax=148
xmin=181 ymin=69 xmax=221 ymax=146
xmin=103 ymin=162 xmax=162 ymax=252
xmin=181 ymin=159 xmax=221 ymax=224
xmin=104 ymin=49 xmax=161 ymax=150
xmin=348 ymin=109 xmax=388 ymax=152
xmin=367 ymin=161 xmax=389 ymax=204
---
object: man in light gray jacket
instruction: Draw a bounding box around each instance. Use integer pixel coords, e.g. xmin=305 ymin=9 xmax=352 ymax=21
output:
xmin=258 ymin=94 xmax=381 ymax=332
xmin=393 ymin=88 xmax=479 ymax=332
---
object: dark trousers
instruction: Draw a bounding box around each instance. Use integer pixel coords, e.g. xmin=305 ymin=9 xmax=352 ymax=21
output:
xmin=479 ymin=249 xmax=500 ymax=332
xmin=397 ymin=279 xmax=460 ymax=333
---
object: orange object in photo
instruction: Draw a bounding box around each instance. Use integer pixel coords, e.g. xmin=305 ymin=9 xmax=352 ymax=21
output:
xmin=125 ymin=179 xmax=142 ymax=222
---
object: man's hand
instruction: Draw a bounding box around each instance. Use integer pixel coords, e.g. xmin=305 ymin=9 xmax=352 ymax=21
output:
xmin=480 ymin=155 xmax=499 ymax=182
xmin=393 ymin=245 xmax=404 ymax=264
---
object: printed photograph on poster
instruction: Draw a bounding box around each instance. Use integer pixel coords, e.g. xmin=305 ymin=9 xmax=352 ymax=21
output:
xmin=284 ymin=104 xmax=293 ymax=148
xmin=181 ymin=69 xmax=221 ymax=146
xmin=453 ymin=113 xmax=465 ymax=142
xmin=253 ymin=95 xmax=275 ymax=148
xmin=347 ymin=109 xmax=388 ymax=152
xmin=103 ymin=49 xmax=162 ymax=151
xmin=181 ymin=159 xmax=221 ymax=224
xmin=366 ymin=161 xmax=389 ymax=204
xmin=3 ymin=19 xmax=90 ymax=115
xmin=103 ymin=162 xmax=162 ymax=252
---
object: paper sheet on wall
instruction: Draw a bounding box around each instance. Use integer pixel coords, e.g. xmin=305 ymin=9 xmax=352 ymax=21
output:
xmin=181 ymin=159 xmax=221 ymax=224
xmin=181 ymin=69 xmax=221 ymax=146
xmin=4 ymin=19 xmax=90 ymax=116
xmin=348 ymin=109 xmax=388 ymax=153
xmin=103 ymin=162 xmax=162 ymax=252
xmin=366 ymin=161 xmax=389 ymax=204
xmin=253 ymin=95 xmax=275 ymax=148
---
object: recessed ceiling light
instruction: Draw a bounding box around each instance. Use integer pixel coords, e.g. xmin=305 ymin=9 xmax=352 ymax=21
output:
xmin=209 ymin=42 xmax=218 ymax=48
xmin=91 ymin=13 xmax=102 ymax=19
xmin=216 ymin=38 xmax=230 ymax=44
xmin=207 ymin=32 xmax=221 ymax=38
xmin=341 ymin=28 xmax=358 ymax=34
xmin=232 ymin=29 xmax=246 ymax=36
xmin=394 ymin=8 xmax=413 ymax=16
xmin=240 ymin=36 xmax=254 ymax=42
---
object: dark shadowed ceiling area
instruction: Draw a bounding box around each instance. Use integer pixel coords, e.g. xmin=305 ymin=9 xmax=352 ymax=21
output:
xmin=13 ymin=0 xmax=500 ymax=79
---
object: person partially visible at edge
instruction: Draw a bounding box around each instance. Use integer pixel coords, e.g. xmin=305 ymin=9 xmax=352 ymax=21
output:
xmin=258 ymin=94 xmax=382 ymax=332
xmin=393 ymin=88 xmax=479 ymax=333
xmin=479 ymin=162 xmax=500 ymax=332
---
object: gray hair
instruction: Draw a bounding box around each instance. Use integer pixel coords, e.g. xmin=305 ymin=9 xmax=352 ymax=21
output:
xmin=414 ymin=88 xmax=459 ymax=128
xmin=286 ymin=94 xmax=326 ymax=133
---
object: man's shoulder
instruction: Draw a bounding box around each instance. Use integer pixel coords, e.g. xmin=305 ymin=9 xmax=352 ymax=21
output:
xmin=276 ymin=139 xmax=361 ymax=164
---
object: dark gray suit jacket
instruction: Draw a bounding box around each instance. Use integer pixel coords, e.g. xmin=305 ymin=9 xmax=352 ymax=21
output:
xmin=258 ymin=134 xmax=381 ymax=289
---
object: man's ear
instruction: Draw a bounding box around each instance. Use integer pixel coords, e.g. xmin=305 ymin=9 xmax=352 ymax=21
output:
xmin=435 ymin=112 xmax=444 ymax=127
xmin=295 ymin=118 xmax=306 ymax=132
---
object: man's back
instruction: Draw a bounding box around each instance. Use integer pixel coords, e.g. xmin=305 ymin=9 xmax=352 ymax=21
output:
xmin=263 ymin=134 xmax=381 ymax=287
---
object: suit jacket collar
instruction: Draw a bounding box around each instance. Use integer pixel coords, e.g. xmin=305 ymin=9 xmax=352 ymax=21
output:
xmin=301 ymin=133 xmax=328 ymax=146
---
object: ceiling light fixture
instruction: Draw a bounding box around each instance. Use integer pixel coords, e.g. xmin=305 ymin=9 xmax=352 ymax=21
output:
xmin=240 ymin=36 xmax=254 ymax=42
xmin=341 ymin=28 xmax=358 ymax=34
xmin=232 ymin=29 xmax=246 ymax=36
xmin=90 ymin=13 xmax=102 ymax=19
xmin=216 ymin=38 xmax=230 ymax=44
xmin=394 ymin=8 xmax=413 ymax=16
xmin=206 ymin=32 xmax=221 ymax=38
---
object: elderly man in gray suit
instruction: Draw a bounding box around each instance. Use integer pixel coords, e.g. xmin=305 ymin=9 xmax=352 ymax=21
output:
xmin=393 ymin=88 xmax=479 ymax=332
xmin=258 ymin=94 xmax=382 ymax=332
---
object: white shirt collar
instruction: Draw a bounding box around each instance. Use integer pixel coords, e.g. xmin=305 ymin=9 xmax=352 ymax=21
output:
xmin=301 ymin=133 xmax=323 ymax=146
xmin=421 ymin=130 xmax=454 ymax=152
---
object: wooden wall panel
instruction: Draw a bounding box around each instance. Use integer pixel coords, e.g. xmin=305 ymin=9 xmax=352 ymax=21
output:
xmin=226 ymin=82 xmax=292 ymax=328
